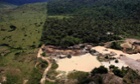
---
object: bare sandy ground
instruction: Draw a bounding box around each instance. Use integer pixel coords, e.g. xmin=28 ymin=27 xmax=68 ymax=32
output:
xmin=127 ymin=53 xmax=140 ymax=60
xmin=92 ymin=46 xmax=140 ymax=69
xmin=120 ymin=56 xmax=140 ymax=74
xmin=101 ymin=60 xmax=128 ymax=69
xmin=92 ymin=46 xmax=128 ymax=69
xmin=92 ymin=46 xmax=126 ymax=59
xmin=92 ymin=46 xmax=140 ymax=60
xmin=55 ymin=46 xmax=140 ymax=73
xmin=56 ymin=53 xmax=101 ymax=73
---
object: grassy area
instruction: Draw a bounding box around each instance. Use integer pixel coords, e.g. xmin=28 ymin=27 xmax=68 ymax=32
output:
xmin=66 ymin=71 xmax=89 ymax=84
xmin=0 ymin=2 xmax=47 ymax=49
xmin=48 ymin=15 xmax=72 ymax=19
xmin=0 ymin=48 xmax=39 ymax=83
xmin=0 ymin=2 xmax=47 ymax=83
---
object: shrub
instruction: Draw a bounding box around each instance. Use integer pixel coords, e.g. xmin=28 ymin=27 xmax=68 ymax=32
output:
xmin=38 ymin=43 xmax=43 ymax=48
xmin=115 ymin=59 xmax=119 ymax=63
xmin=110 ymin=42 xmax=122 ymax=50
xmin=67 ymin=54 xmax=72 ymax=58
xmin=112 ymin=67 xmax=124 ymax=77
xmin=9 ymin=25 xmax=17 ymax=31
xmin=68 ymin=71 xmax=89 ymax=82
xmin=105 ymin=56 xmax=109 ymax=59
xmin=51 ymin=60 xmax=59 ymax=70
xmin=91 ymin=66 xmax=108 ymax=76
xmin=16 ymin=47 xmax=22 ymax=50
xmin=41 ymin=52 xmax=46 ymax=57
xmin=109 ymin=65 xmax=115 ymax=69
xmin=15 ymin=52 xmax=20 ymax=56
xmin=14 ymin=52 xmax=21 ymax=60
xmin=30 ymin=45 xmax=36 ymax=48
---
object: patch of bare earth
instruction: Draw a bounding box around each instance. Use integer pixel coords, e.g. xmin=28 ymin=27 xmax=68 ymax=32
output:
xmin=120 ymin=56 xmax=140 ymax=74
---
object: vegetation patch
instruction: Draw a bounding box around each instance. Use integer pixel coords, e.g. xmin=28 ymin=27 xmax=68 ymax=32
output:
xmin=67 ymin=71 xmax=89 ymax=83
xmin=91 ymin=66 xmax=108 ymax=76
xmin=28 ymin=68 xmax=42 ymax=84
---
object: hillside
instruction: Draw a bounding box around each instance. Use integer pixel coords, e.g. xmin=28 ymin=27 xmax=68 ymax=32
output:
xmin=0 ymin=2 xmax=47 ymax=84
xmin=0 ymin=0 xmax=140 ymax=84
xmin=0 ymin=2 xmax=17 ymax=8
xmin=0 ymin=2 xmax=47 ymax=49
xmin=0 ymin=2 xmax=17 ymax=12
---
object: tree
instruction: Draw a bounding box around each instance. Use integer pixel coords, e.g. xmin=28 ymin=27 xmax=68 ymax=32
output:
xmin=110 ymin=42 xmax=122 ymax=50
xmin=115 ymin=59 xmax=119 ymax=63
xmin=9 ymin=25 xmax=17 ymax=31
xmin=109 ymin=65 xmax=115 ymax=69
xmin=91 ymin=66 xmax=108 ymax=76
xmin=112 ymin=67 xmax=123 ymax=77
xmin=41 ymin=52 xmax=46 ymax=57
xmin=60 ymin=36 xmax=82 ymax=48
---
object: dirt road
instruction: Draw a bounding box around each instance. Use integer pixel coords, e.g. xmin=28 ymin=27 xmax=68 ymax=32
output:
xmin=37 ymin=45 xmax=55 ymax=84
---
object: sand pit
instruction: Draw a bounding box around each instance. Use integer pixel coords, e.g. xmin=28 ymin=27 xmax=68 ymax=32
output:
xmin=56 ymin=53 xmax=101 ymax=73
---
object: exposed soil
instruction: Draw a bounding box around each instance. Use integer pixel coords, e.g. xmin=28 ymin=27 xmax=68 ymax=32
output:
xmin=120 ymin=56 xmax=140 ymax=74
xmin=42 ymin=44 xmax=92 ymax=57
xmin=37 ymin=45 xmax=55 ymax=84
xmin=121 ymin=38 xmax=140 ymax=53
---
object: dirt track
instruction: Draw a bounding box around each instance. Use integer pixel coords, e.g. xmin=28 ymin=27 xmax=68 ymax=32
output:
xmin=37 ymin=45 xmax=55 ymax=84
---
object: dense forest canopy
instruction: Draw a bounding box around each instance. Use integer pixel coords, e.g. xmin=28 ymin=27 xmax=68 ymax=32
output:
xmin=41 ymin=0 xmax=140 ymax=47
xmin=48 ymin=0 xmax=140 ymax=18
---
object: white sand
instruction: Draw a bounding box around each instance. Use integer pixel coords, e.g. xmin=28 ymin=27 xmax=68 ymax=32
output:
xmin=92 ymin=46 xmax=140 ymax=60
xmin=56 ymin=46 xmax=140 ymax=73
xmin=127 ymin=53 xmax=140 ymax=60
xmin=92 ymin=46 xmax=140 ymax=69
xmin=56 ymin=53 xmax=101 ymax=73
xmin=101 ymin=60 xmax=128 ymax=69
xmin=92 ymin=46 xmax=125 ymax=57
